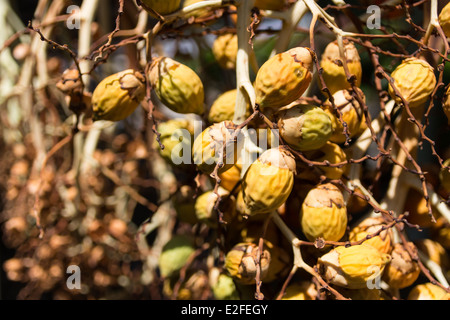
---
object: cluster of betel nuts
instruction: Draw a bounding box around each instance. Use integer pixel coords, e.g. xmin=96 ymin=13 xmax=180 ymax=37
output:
xmin=55 ymin=0 xmax=450 ymax=300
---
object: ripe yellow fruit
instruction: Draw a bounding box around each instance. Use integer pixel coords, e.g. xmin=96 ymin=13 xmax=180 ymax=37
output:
xmin=92 ymin=69 xmax=146 ymax=121
xmin=282 ymin=282 xmax=317 ymax=300
xmin=382 ymin=242 xmax=420 ymax=289
xmin=149 ymin=56 xmax=204 ymax=115
xmin=224 ymin=242 xmax=271 ymax=285
xmin=192 ymin=121 xmax=241 ymax=175
xmin=209 ymin=269 xmax=240 ymax=300
xmin=439 ymin=158 xmax=450 ymax=193
xmin=277 ymin=104 xmax=332 ymax=151
xmin=156 ymin=119 xmax=194 ymax=167
xmin=319 ymin=40 xmax=362 ymax=95
xmin=408 ymin=283 xmax=450 ymax=300
xmin=140 ymin=0 xmax=181 ymax=16
xmin=349 ymin=217 xmax=394 ymax=255
xmin=317 ymin=244 xmax=391 ymax=289
xmin=254 ymin=0 xmax=288 ymax=11
xmin=194 ymin=187 xmax=235 ymax=227
xmin=438 ymin=2 xmax=450 ymax=39
xmin=254 ymin=47 xmax=314 ymax=111
xmin=388 ymin=57 xmax=436 ymax=109
xmin=158 ymin=235 xmax=195 ymax=278
xmin=242 ymin=147 xmax=296 ymax=216
xmin=212 ymin=33 xmax=238 ymax=70
xmin=322 ymin=88 xmax=367 ymax=144
xmin=217 ymin=164 xmax=241 ymax=192
xmin=300 ymin=183 xmax=348 ymax=242
xmin=303 ymin=141 xmax=348 ymax=180
xmin=208 ymin=89 xmax=250 ymax=124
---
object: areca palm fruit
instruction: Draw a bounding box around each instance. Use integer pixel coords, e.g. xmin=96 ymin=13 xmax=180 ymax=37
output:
xmin=439 ymin=2 xmax=450 ymax=39
xmin=319 ymin=40 xmax=362 ymax=95
xmin=310 ymin=141 xmax=347 ymax=180
xmin=218 ymin=164 xmax=241 ymax=192
xmin=241 ymin=146 xmax=296 ymax=216
xmin=140 ymin=0 xmax=181 ymax=16
xmin=149 ymin=56 xmax=204 ymax=115
xmin=322 ymin=88 xmax=367 ymax=144
xmin=194 ymin=187 xmax=235 ymax=228
xmin=403 ymin=188 xmax=437 ymax=228
xmin=209 ymin=269 xmax=240 ymax=300
xmin=415 ymin=239 xmax=449 ymax=269
xmin=158 ymin=235 xmax=195 ymax=278
xmin=156 ymin=119 xmax=194 ymax=167
xmin=317 ymin=244 xmax=391 ymax=289
xmin=92 ymin=69 xmax=146 ymax=121
xmin=349 ymin=217 xmax=394 ymax=254
xmin=182 ymin=0 xmax=211 ymax=19
xmin=208 ymin=89 xmax=250 ymax=124
xmin=388 ymin=57 xmax=436 ymax=109
xmin=212 ymin=33 xmax=238 ymax=70
xmin=254 ymin=47 xmax=314 ymax=111
xmin=277 ymin=104 xmax=332 ymax=151
xmin=382 ymin=242 xmax=421 ymax=289
xmin=224 ymin=242 xmax=271 ymax=285
xmin=439 ymin=158 xmax=450 ymax=192
xmin=281 ymin=282 xmax=318 ymax=300
xmin=192 ymin=121 xmax=241 ymax=175
xmin=299 ymin=183 xmax=347 ymax=242
xmin=407 ymin=283 xmax=450 ymax=300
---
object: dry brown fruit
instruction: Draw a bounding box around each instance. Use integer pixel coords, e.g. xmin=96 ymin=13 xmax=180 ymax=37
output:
xmin=224 ymin=242 xmax=271 ymax=285
xmin=281 ymin=282 xmax=318 ymax=300
xmin=322 ymin=88 xmax=367 ymax=144
xmin=388 ymin=57 xmax=436 ymax=109
xmin=140 ymin=0 xmax=181 ymax=16
xmin=212 ymin=33 xmax=238 ymax=70
xmin=319 ymin=40 xmax=362 ymax=95
xmin=317 ymin=244 xmax=391 ymax=289
xmin=192 ymin=121 xmax=241 ymax=175
xmin=382 ymin=242 xmax=420 ymax=289
xmin=277 ymin=104 xmax=332 ymax=151
xmin=242 ymin=146 xmax=296 ymax=216
xmin=149 ymin=56 xmax=204 ymax=115
xmin=254 ymin=47 xmax=314 ymax=111
xmin=438 ymin=2 xmax=450 ymax=39
xmin=408 ymin=282 xmax=450 ymax=300
xmin=208 ymin=89 xmax=250 ymax=123
xmin=92 ymin=69 xmax=146 ymax=121
xmin=349 ymin=216 xmax=394 ymax=254
xmin=300 ymin=183 xmax=348 ymax=242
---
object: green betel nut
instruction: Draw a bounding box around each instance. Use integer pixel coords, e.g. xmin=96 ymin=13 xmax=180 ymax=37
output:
xmin=156 ymin=119 xmax=194 ymax=166
xmin=158 ymin=235 xmax=195 ymax=278
xmin=277 ymin=104 xmax=332 ymax=151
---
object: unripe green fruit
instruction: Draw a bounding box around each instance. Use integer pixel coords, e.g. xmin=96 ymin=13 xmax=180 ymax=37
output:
xmin=158 ymin=235 xmax=195 ymax=278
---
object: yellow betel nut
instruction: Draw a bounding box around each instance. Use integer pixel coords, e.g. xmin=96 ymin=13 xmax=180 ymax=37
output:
xmin=382 ymin=242 xmax=420 ymax=289
xmin=349 ymin=217 xmax=394 ymax=254
xmin=277 ymin=104 xmax=332 ymax=151
xmin=92 ymin=69 xmax=146 ymax=121
xmin=388 ymin=57 xmax=436 ymax=109
xmin=319 ymin=40 xmax=362 ymax=95
xmin=224 ymin=242 xmax=271 ymax=285
xmin=149 ymin=56 xmax=204 ymax=115
xmin=408 ymin=283 xmax=450 ymax=300
xmin=254 ymin=0 xmax=288 ymax=11
xmin=255 ymin=47 xmax=314 ymax=111
xmin=218 ymin=165 xmax=241 ymax=192
xmin=443 ymin=86 xmax=450 ymax=125
xmin=322 ymin=88 xmax=367 ymax=144
xmin=300 ymin=183 xmax=347 ymax=242
xmin=208 ymin=89 xmax=250 ymax=124
xmin=242 ymin=146 xmax=296 ymax=216
xmin=317 ymin=244 xmax=391 ymax=289
xmin=140 ymin=0 xmax=181 ymax=16
xmin=192 ymin=120 xmax=241 ymax=175
xmin=194 ymin=187 xmax=234 ymax=228
xmin=281 ymin=282 xmax=317 ymax=300
xmin=307 ymin=141 xmax=347 ymax=180
xmin=439 ymin=158 xmax=450 ymax=193
xmin=439 ymin=2 xmax=450 ymax=39
xmin=212 ymin=33 xmax=238 ymax=70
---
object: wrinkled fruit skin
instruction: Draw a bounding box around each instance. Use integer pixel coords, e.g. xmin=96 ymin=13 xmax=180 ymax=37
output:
xmin=277 ymin=104 xmax=332 ymax=151
xmin=349 ymin=217 xmax=394 ymax=254
xmin=388 ymin=57 xmax=436 ymax=109
xmin=439 ymin=158 xmax=450 ymax=193
xmin=149 ymin=56 xmax=204 ymax=115
xmin=192 ymin=121 xmax=240 ymax=175
xmin=407 ymin=283 xmax=450 ymax=300
xmin=224 ymin=242 xmax=271 ymax=285
xmin=242 ymin=147 xmax=296 ymax=216
xmin=319 ymin=40 xmax=362 ymax=95
xmin=382 ymin=242 xmax=420 ymax=289
xmin=322 ymin=88 xmax=367 ymax=144
xmin=318 ymin=244 xmax=391 ymax=289
xmin=140 ymin=0 xmax=181 ymax=16
xmin=439 ymin=2 xmax=450 ymax=39
xmin=300 ymin=183 xmax=348 ymax=242
xmin=92 ymin=69 xmax=146 ymax=121
xmin=158 ymin=235 xmax=195 ymax=278
xmin=208 ymin=89 xmax=249 ymax=123
xmin=212 ymin=33 xmax=238 ymax=70
xmin=255 ymin=47 xmax=313 ymax=111
xmin=156 ymin=119 xmax=194 ymax=167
